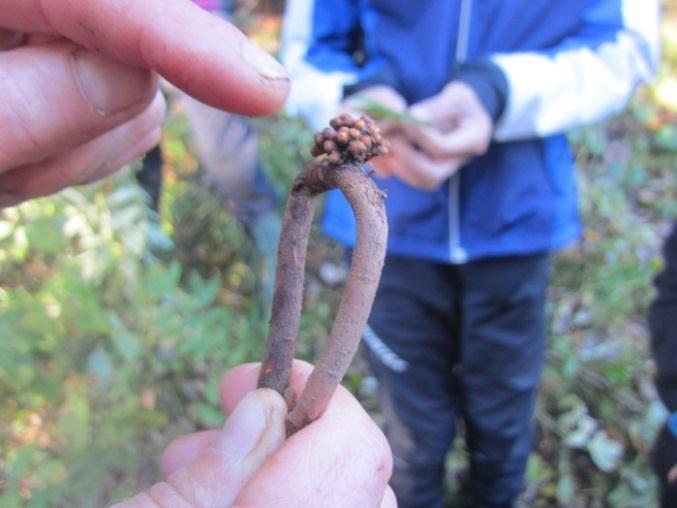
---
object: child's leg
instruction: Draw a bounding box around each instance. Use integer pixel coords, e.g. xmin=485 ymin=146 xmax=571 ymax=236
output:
xmin=649 ymin=222 xmax=677 ymax=507
xmin=135 ymin=144 xmax=163 ymax=210
xmin=363 ymin=255 xmax=459 ymax=508
xmin=458 ymin=253 xmax=549 ymax=507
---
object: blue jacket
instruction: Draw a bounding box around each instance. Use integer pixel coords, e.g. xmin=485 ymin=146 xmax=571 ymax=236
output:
xmin=282 ymin=0 xmax=658 ymax=263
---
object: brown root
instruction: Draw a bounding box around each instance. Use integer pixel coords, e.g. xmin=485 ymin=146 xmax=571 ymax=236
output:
xmin=257 ymin=114 xmax=388 ymax=436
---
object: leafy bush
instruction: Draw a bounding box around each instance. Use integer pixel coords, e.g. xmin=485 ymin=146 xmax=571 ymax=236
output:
xmin=0 ymin=173 xmax=267 ymax=506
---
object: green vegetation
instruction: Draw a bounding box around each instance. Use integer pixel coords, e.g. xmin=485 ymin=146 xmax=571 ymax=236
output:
xmin=1 ymin=3 xmax=676 ymax=506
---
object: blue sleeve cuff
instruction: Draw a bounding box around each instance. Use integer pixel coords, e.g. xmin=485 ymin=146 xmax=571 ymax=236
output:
xmin=452 ymin=60 xmax=508 ymax=123
xmin=670 ymin=412 xmax=677 ymax=438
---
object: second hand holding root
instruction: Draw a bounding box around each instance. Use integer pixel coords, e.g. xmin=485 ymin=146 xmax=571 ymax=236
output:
xmin=257 ymin=114 xmax=389 ymax=435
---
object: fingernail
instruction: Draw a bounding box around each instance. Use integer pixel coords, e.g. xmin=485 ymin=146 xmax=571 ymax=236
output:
xmin=74 ymin=49 xmax=154 ymax=116
xmin=216 ymin=391 xmax=269 ymax=457
xmin=241 ymin=41 xmax=288 ymax=80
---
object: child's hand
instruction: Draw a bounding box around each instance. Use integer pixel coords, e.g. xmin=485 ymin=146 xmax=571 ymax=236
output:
xmin=407 ymin=81 xmax=493 ymax=162
xmin=380 ymin=81 xmax=492 ymax=190
xmin=344 ymin=82 xmax=492 ymax=190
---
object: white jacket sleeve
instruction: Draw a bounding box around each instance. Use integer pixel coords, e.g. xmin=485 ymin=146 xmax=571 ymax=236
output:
xmin=280 ymin=0 xmax=358 ymax=130
xmin=492 ymin=0 xmax=660 ymax=141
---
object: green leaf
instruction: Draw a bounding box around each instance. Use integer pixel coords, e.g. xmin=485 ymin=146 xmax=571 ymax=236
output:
xmin=564 ymin=413 xmax=597 ymax=448
xmin=557 ymin=471 xmax=576 ymax=505
xmin=26 ymin=489 xmax=51 ymax=508
xmin=197 ymin=402 xmax=224 ymax=427
xmin=187 ymin=271 xmax=220 ymax=306
xmin=9 ymin=224 xmax=28 ymax=261
xmin=7 ymin=444 xmax=37 ymax=481
xmin=0 ymin=220 xmax=14 ymax=241
xmin=352 ymin=95 xmax=429 ymax=126
xmin=107 ymin=185 xmax=143 ymax=208
xmin=87 ymin=346 xmax=114 ymax=382
xmin=25 ymin=217 xmax=67 ymax=254
xmin=655 ymin=124 xmax=677 ymax=151
xmin=587 ymin=430 xmax=624 ymax=472
xmin=108 ymin=312 xmax=143 ymax=363
xmin=57 ymin=392 xmax=91 ymax=451
xmin=33 ymin=459 xmax=66 ymax=485
xmin=0 ymin=490 xmax=22 ymax=508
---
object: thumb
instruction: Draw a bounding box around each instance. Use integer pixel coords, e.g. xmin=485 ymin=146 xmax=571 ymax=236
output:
xmin=113 ymin=389 xmax=287 ymax=508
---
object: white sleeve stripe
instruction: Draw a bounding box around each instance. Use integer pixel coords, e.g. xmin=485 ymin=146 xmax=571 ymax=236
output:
xmin=280 ymin=0 xmax=357 ymax=130
xmin=492 ymin=0 xmax=659 ymax=141
xmin=622 ymin=0 xmax=661 ymax=67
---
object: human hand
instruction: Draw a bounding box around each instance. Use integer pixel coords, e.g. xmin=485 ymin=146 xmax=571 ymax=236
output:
xmin=385 ymin=81 xmax=492 ymax=190
xmin=114 ymin=361 xmax=396 ymax=507
xmin=377 ymin=135 xmax=464 ymax=191
xmin=0 ymin=0 xmax=289 ymax=207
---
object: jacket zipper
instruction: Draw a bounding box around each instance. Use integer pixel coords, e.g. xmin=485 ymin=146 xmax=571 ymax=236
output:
xmin=448 ymin=0 xmax=472 ymax=264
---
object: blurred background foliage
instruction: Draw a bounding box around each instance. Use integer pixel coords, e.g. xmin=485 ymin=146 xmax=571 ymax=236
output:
xmin=1 ymin=1 xmax=676 ymax=506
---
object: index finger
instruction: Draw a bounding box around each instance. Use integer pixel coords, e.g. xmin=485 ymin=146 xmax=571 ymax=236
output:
xmin=0 ymin=0 xmax=289 ymax=115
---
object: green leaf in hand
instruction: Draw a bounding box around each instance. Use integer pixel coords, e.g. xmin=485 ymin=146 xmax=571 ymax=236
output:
xmin=352 ymin=95 xmax=430 ymax=126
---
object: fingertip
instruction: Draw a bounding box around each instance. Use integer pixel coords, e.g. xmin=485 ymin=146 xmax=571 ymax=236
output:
xmin=219 ymin=360 xmax=317 ymax=414
xmin=235 ymin=389 xmax=393 ymax=506
xmin=254 ymin=387 xmax=288 ymax=415
xmin=408 ymin=104 xmax=432 ymax=125
xmin=254 ymin=387 xmax=288 ymax=431
xmin=380 ymin=485 xmax=398 ymax=508
xmin=148 ymin=12 xmax=290 ymax=116
xmin=149 ymin=89 xmax=168 ymax=122
xmin=159 ymin=391 xmax=288 ymax=498
xmin=215 ymin=389 xmax=286 ymax=459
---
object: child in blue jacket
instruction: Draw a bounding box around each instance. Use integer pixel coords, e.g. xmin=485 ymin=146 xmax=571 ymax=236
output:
xmin=282 ymin=1 xmax=658 ymax=506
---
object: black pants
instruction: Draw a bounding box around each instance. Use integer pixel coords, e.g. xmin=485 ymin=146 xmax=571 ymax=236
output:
xmin=135 ymin=145 xmax=163 ymax=211
xmin=363 ymin=253 xmax=549 ymax=508
xmin=649 ymin=222 xmax=677 ymax=508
